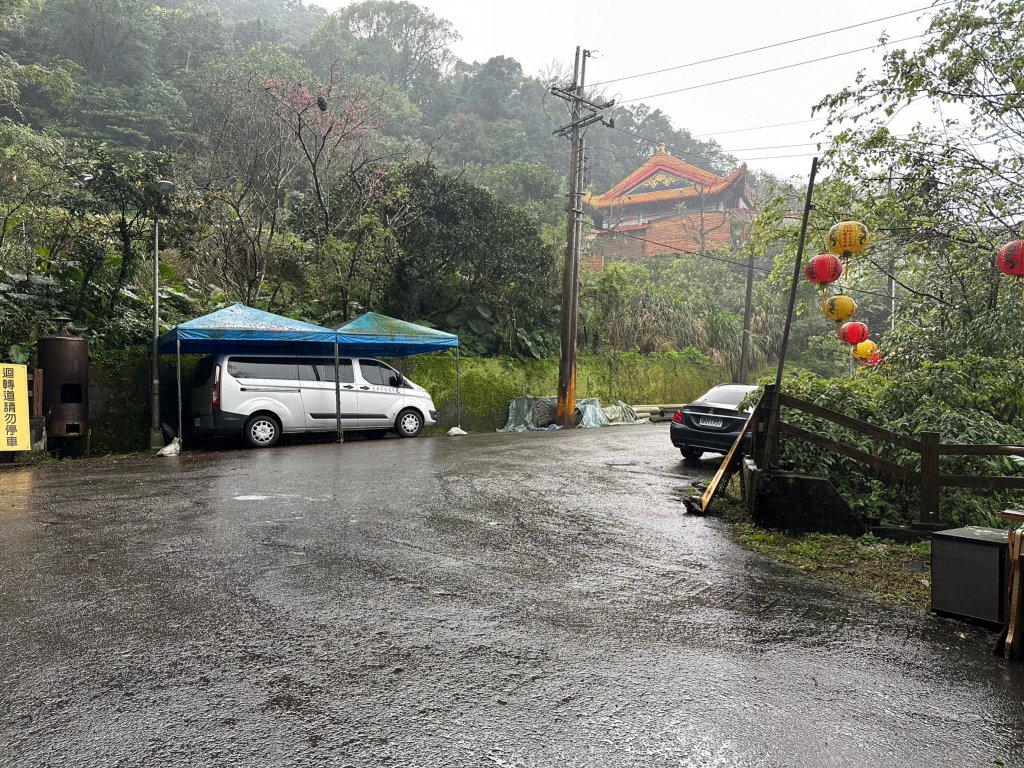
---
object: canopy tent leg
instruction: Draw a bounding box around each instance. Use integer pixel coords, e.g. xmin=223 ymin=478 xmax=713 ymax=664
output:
xmin=176 ymin=339 xmax=183 ymax=448
xmin=334 ymin=341 xmax=344 ymax=444
xmin=456 ymin=346 xmax=461 ymax=428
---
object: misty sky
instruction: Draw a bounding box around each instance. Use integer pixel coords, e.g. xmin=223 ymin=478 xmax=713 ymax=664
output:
xmin=325 ymin=0 xmax=947 ymax=183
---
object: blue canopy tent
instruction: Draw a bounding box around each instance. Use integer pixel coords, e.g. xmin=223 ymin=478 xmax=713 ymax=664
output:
xmin=335 ymin=312 xmax=462 ymax=427
xmin=335 ymin=312 xmax=459 ymax=355
xmin=157 ymin=304 xmax=344 ymax=445
xmin=155 ymin=305 xmax=461 ymax=447
xmin=157 ymin=303 xmax=338 ymax=354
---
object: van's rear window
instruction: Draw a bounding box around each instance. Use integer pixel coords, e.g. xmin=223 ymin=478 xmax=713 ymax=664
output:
xmin=227 ymin=358 xmax=298 ymax=380
xmin=193 ymin=356 xmax=214 ymax=386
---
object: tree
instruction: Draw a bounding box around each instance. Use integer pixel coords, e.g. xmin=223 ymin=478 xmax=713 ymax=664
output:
xmin=154 ymin=2 xmax=226 ymax=79
xmin=813 ymin=0 xmax=1024 ymax=365
xmin=63 ymin=145 xmax=173 ymax=315
xmin=458 ymin=56 xmax=523 ymax=122
xmin=462 ymin=158 xmax=565 ymax=227
xmin=384 ymin=162 xmax=558 ymax=355
xmin=328 ymin=0 xmax=458 ymax=109
xmin=0 ymin=0 xmax=73 ymax=109
xmin=41 ymin=0 xmax=160 ymax=85
xmin=181 ymin=45 xmax=310 ymax=305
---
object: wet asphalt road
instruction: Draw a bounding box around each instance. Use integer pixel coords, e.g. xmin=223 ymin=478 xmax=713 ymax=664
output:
xmin=2 ymin=423 xmax=1023 ymax=768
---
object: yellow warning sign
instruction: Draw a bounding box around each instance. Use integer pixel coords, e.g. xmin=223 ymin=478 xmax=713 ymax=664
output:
xmin=1 ymin=364 xmax=30 ymax=451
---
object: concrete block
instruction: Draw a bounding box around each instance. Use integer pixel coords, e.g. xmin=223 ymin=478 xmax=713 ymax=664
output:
xmin=750 ymin=467 xmax=866 ymax=536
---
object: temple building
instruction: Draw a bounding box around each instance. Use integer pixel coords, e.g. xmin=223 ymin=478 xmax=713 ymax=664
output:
xmin=584 ymin=145 xmax=754 ymax=271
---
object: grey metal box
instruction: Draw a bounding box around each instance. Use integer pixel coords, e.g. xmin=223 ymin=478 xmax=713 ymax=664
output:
xmin=931 ymin=526 xmax=1008 ymax=625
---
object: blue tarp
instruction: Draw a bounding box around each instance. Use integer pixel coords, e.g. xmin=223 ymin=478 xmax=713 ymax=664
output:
xmin=157 ymin=305 xmax=459 ymax=357
xmin=157 ymin=304 xmax=337 ymax=355
xmin=335 ymin=312 xmax=459 ymax=356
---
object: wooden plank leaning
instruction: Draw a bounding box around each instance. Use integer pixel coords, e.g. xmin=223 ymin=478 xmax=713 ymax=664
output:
xmin=996 ymin=510 xmax=1024 ymax=660
xmin=697 ymin=398 xmax=763 ymax=515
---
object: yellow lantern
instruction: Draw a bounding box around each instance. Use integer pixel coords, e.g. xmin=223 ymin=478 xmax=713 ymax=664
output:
xmin=827 ymin=221 xmax=870 ymax=258
xmin=822 ymin=294 xmax=857 ymax=322
xmin=852 ymin=340 xmax=878 ymax=361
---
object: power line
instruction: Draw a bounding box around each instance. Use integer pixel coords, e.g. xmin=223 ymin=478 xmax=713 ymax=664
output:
xmin=621 ymin=34 xmax=925 ymax=104
xmin=691 ymin=118 xmax=826 ymax=138
xmin=592 ymin=229 xmax=907 ymax=302
xmin=598 ymin=228 xmax=772 ymax=272
xmin=592 ymin=2 xmax=949 ymax=87
xmin=605 ymin=123 xmax=837 ymax=170
xmin=723 ymin=141 xmax=821 ymax=152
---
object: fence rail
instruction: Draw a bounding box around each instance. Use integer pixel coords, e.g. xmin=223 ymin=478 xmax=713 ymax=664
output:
xmin=757 ymin=384 xmax=1024 ymax=523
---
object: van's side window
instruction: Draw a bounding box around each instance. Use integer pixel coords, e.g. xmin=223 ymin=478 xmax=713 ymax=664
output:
xmin=315 ymin=359 xmax=355 ymax=384
xmin=227 ymin=357 xmax=299 ymax=380
xmin=296 ymin=361 xmax=318 ymax=381
xmin=359 ymin=359 xmax=400 ymax=387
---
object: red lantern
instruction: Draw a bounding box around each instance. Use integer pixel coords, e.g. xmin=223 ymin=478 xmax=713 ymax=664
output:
xmin=838 ymin=321 xmax=869 ymax=345
xmin=804 ymin=253 xmax=843 ymax=285
xmin=866 ymin=353 xmax=882 ymax=366
xmin=997 ymin=240 xmax=1024 ymax=277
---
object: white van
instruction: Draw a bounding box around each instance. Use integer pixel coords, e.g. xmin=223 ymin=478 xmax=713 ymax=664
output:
xmin=191 ymin=354 xmax=438 ymax=448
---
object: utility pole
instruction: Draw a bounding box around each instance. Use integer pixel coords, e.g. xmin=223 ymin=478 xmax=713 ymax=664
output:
xmin=739 ymin=247 xmax=755 ymax=383
xmin=551 ymin=47 xmax=614 ymax=428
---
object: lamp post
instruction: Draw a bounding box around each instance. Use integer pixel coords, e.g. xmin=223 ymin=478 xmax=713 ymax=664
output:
xmin=149 ymin=179 xmax=175 ymax=449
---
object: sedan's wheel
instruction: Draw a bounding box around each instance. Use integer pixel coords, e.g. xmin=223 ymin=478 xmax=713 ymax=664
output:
xmin=681 ymin=447 xmax=702 ymax=463
xmin=244 ymin=414 xmax=281 ymax=448
xmin=394 ymin=408 xmax=423 ymax=438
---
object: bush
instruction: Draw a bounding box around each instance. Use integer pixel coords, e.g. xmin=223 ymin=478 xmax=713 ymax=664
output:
xmin=771 ymin=357 xmax=1024 ymax=527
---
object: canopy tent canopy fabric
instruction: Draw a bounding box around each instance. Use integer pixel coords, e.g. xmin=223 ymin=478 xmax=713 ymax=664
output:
xmin=157 ymin=305 xmax=460 ymax=357
xmin=335 ymin=312 xmax=459 ymax=357
xmin=156 ymin=304 xmax=337 ymax=355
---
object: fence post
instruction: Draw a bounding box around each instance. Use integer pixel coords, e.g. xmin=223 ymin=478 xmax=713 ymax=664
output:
xmin=920 ymin=431 xmax=940 ymax=524
xmin=756 ymin=384 xmax=776 ymax=468
xmin=29 ymin=369 xmax=44 ymax=418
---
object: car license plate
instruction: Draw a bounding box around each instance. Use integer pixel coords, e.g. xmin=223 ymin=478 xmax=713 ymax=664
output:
xmin=699 ymin=417 xmax=724 ymax=428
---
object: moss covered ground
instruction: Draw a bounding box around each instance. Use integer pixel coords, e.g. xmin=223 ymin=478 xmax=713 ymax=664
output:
xmin=707 ymin=481 xmax=932 ymax=610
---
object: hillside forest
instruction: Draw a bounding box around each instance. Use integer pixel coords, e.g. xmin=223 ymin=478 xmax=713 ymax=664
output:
xmin=2 ymin=0 xmax=1024 ymax=523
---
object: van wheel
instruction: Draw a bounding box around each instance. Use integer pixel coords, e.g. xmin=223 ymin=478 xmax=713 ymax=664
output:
xmin=394 ymin=408 xmax=423 ymax=438
xmin=244 ymin=414 xmax=281 ymax=448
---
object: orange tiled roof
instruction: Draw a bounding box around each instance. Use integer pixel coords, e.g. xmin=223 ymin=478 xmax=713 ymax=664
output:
xmin=587 ymin=148 xmax=746 ymax=210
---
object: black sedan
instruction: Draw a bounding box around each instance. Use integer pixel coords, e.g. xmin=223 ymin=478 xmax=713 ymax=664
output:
xmin=670 ymin=384 xmax=759 ymax=462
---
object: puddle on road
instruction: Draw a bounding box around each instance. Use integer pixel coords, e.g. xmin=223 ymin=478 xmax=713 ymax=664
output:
xmin=0 ymin=469 xmax=35 ymax=519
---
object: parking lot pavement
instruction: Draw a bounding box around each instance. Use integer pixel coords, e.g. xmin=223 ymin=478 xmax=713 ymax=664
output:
xmin=1 ymin=423 xmax=1023 ymax=767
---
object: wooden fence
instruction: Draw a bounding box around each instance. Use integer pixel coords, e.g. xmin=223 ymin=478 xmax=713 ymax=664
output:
xmin=753 ymin=384 xmax=1024 ymax=524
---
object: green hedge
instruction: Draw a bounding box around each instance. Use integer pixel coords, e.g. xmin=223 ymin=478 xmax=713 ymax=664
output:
xmin=402 ymin=351 xmax=728 ymax=433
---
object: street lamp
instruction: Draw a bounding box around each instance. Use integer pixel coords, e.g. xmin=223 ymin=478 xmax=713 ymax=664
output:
xmin=149 ymin=179 xmax=175 ymax=449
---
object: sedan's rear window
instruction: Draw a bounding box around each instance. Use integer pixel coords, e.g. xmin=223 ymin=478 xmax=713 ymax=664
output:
xmin=698 ymin=386 xmax=756 ymax=407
